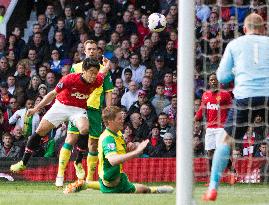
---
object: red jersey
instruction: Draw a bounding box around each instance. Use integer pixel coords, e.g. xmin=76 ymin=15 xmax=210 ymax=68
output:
xmin=55 ymin=73 xmax=105 ymax=109
xmin=195 ymin=90 xmax=232 ymax=128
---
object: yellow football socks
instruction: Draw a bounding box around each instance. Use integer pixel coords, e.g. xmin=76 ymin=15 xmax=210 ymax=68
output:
xmin=149 ymin=186 xmax=158 ymax=193
xmin=86 ymin=152 xmax=98 ymax=181
xmin=86 ymin=181 xmax=100 ymax=190
xmin=57 ymin=143 xmax=72 ymax=177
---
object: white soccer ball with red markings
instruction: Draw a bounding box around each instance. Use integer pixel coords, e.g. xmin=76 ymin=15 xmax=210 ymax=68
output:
xmin=148 ymin=13 xmax=167 ymax=32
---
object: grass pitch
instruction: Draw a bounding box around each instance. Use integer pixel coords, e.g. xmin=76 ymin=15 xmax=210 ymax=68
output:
xmin=0 ymin=181 xmax=268 ymax=205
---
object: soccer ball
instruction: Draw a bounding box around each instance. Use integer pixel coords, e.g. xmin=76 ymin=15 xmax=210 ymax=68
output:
xmin=148 ymin=13 xmax=167 ymax=32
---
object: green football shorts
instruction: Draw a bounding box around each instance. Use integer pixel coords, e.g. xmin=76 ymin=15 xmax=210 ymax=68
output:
xmin=67 ymin=108 xmax=102 ymax=139
xmin=99 ymin=173 xmax=136 ymax=193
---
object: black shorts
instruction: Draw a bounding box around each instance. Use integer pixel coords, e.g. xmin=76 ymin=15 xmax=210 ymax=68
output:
xmin=224 ymin=97 xmax=269 ymax=140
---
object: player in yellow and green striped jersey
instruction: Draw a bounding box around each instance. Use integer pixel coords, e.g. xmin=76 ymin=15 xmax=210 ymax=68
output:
xmin=56 ymin=40 xmax=114 ymax=187
xmin=63 ymin=106 xmax=174 ymax=194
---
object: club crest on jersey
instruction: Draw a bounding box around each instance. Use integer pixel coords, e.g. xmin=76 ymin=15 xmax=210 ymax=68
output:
xmin=71 ymin=92 xmax=89 ymax=99
xmin=206 ymin=102 xmax=220 ymax=110
xmin=57 ymin=82 xmax=63 ymax=89
xmin=216 ymin=96 xmax=221 ymax=101
xmin=107 ymin=143 xmax=116 ymax=150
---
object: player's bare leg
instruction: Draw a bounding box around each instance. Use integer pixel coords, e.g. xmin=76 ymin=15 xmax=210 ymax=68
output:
xmin=10 ymin=119 xmax=55 ymax=173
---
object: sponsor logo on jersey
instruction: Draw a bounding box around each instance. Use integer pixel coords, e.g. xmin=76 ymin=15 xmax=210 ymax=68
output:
xmin=206 ymin=102 xmax=220 ymax=110
xmin=107 ymin=143 xmax=116 ymax=150
xmin=71 ymin=92 xmax=89 ymax=99
xmin=57 ymin=82 xmax=63 ymax=89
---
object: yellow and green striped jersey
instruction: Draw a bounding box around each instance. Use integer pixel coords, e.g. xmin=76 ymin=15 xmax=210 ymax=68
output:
xmin=70 ymin=62 xmax=114 ymax=110
xmin=98 ymin=129 xmax=126 ymax=182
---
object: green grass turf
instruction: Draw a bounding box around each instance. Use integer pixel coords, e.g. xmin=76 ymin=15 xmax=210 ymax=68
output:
xmin=0 ymin=181 xmax=268 ymax=205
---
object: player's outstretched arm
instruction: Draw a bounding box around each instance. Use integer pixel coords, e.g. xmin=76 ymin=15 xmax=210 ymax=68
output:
xmin=107 ymin=139 xmax=149 ymax=166
xmin=27 ymin=90 xmax=57 ymax=116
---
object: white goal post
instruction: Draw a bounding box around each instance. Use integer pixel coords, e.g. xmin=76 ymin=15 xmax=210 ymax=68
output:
xmin=177 ymin=0 xmax=195 ymax=205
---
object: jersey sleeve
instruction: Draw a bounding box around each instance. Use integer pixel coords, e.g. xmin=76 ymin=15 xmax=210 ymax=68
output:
xmin=217 ymin=42 xmax=235 ymax=83
xmin=55 ymin=75 xmax=71 ymax=93
xmin=102 ymin=135 xmax=117 ymax=158
xmin=103 ymin=73 xmax=114 ymax=92
xmin=95 ymin=72 xmax=105 ymax=88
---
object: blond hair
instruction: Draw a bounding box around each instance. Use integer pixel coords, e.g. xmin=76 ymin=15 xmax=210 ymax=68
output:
xmin=102 ymin=106 xmax=121 ymax=126
xmin=244 ymin=13 xmax=264 ymax=31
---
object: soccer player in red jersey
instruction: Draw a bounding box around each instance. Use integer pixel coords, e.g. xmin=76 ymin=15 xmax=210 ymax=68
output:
xmin=10 ymin=58 xmax=111 ymax=172
xmin=194 ymin=73 xmax=233 ymax=185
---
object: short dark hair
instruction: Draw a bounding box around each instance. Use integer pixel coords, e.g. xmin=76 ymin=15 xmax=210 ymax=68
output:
xmin=82 ymin=58 xmax=100 ymax=71
xmin=124 ymin=68 xmax=132 ymax=74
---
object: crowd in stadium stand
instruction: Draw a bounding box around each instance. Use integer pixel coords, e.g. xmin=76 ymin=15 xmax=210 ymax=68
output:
xmin=0 ymin=0 xmax=268 ymax=160
xmin=0 ymin=0 xmax=178 ymax=159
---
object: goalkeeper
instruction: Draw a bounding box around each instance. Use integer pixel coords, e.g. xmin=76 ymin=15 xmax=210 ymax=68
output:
xmin=202 ymin=13 xmax=269 ymax=201
xmin=64 ymin=106 xmax=174 ymax=194
xmin=55 ymin=40 xmax=114 ymax=187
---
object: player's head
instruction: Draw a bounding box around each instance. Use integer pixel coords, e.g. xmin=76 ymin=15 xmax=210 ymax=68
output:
xmin=84 ymin=40 xmax=98 ymax=58
xmin=243 ymin=13 xmax=265 ymax=35
xmin=208 ymin=72 xmax=218 ymax=92
xmin=102 ymin=106 xmax=123 ymax=131
xmin=82 ymin=58 xmax=100 ymax=83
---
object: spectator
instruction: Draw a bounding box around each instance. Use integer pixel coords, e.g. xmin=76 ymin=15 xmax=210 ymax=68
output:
xmin=152 ymin=55 xmax=169 ymax=88
xmin=111 ymin=92 xmax=121 ymax=107
xmin=121 ymin=53 xmax=146 ymax=84
xmin=49 ymin=49 xmax=65 ymax=75
xmin=63 ymin=5 xmax=75 ymax=31
xmin=163 ymin=95 xmax=177 ymax=126
xmin=129 ymin=90 xmax=149 ymax=115
xmin=121 ymin=80 xmax=138 ymax=110
xmin=45 ymin=72 xmax=57 ymax=92
xmin=193 ymin=136 xmax=204 ymax=157
xmin=164 ymin=40 xmax=177 ymax=71
xmin=11 ymin=26 xmax=26 ymax=58
xmin=14 ymin=62 xmax=30 ymax=90
xmin=158 ymin=112 xmax=176 ymax=139
xmin=109 ymin=56 xmax=123 ymax=84
xmin=0 ymin=132 xmax=21 ymax=158
xmin=144 ymin=122 xmax=162 ymax=157
xmin=195 ymin=0 xmax=211 ymax=22
xmin=0 ymin=56 xmax=15 ymax=83
xmin=140 ymin=103 xmax=157 ymax=129
xmin=151 ymin=83 xmax=170 ymax=115
xmin=254 ymin=142 xmax=268 ymax=157
xmin=0 ymin=109 xmax=7 ymax=135
xmin=139 ymin=45 xmax=151 ymax=68
xmin=3 ymin=97 xmax=18 ymax=131
xmin=122 ymin=11 xmax=137 ymax=37
xmin=25 ymin=75 xmax=41 ymax=100
xmin=130 ymin=112 xmax=150 ymax=142
xmin=123 ymin=122 xmax=135 ymax=144
xmin=45 ymin=4 xmax=57 ymax=28
xmin=136 ymin=0 xmax=159 ymax=15
xmin=50 ymin=30 xmax=70 ymax=59
xmin=122 ymin=68 xmax=132 ymax=88
xmin=9 ymin=99 xmax=40 ymax=138
xmin=38 ymin=84 xmax=48 ymax=98
xmin=163 ymin=72 xmax=176 ymax=99
xmin=140 ymin=76 xmax=155 ymax=100
xmin=154 ymin=132 xmax=176 ymax=157
xmin=0 ymin=81 xmax=13 ymax=110
xmin=89 ymin=22 xmax=108 ymax=43
xmin=114 ymin=77 xmax=126 ymax=99
xmin=12 ymin=125 xmax=27 ymax=155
